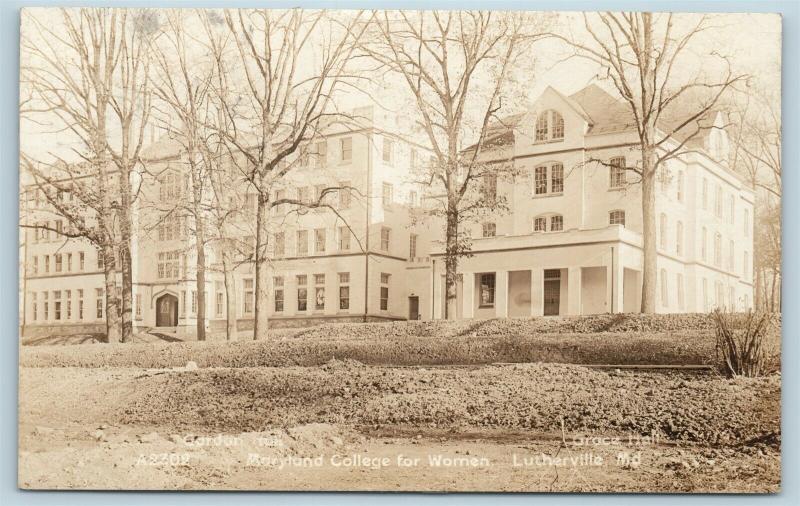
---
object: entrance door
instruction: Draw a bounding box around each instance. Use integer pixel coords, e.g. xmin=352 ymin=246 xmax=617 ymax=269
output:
xmin=156 ymin=294 xmax=178 ymax=327
xmin=408 ymin=296 xmax=420 ymax=320
xmin=543 ymin=268 xmax=562 ymax=316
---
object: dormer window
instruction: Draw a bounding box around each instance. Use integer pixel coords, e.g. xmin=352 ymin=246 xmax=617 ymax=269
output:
xmin=534 ymin=110 xmax=565 ymax=142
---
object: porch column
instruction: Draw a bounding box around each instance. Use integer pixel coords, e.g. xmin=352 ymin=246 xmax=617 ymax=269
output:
xmin=462 ymin=272 xmax=475 ymax=319
xmin=495 ymin=270 xmax=509 ymax=318
xmin=433 ymin=274 xmax=443 ymax=320
xmin=567 ymin=266 xmax=582 ymax=315
xmin=530 ymin=268 xmax=544 ymax=316
xmin=607 ymin=247 xmax=625 ymax=313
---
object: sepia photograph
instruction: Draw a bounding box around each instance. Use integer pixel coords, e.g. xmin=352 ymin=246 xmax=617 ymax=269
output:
xmin=17 ymin=6 xmax=782 ymax=493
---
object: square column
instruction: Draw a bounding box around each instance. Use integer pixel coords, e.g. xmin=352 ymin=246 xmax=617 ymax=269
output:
xmin=607 ymin=248 xmax=625 ymax=313
xmin=462 ymin=272 xmax=475 ymax=319
xmin=567 ymin=266 xmax=582 ymax=315
xmin=530 ymin=268 xmax=544 ymax=316
xmin=433 ymin=273 xmax=443 ymax=319
xmin=495 ymin=270 xmax=509 ymax=318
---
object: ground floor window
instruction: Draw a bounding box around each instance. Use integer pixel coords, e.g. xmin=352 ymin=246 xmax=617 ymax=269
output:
xmin=380 ymin=272 xmax=390 ymax=310
xmin=243 ymin=279 xmax=254 ymax=314
xmin=31 ymin=293 xmax=37 ymax=321
xmin=274 ymin=276 xmax=284 ymax=312
xmin=95 ymin=288 xmax=103 ymax=319
xmin=314 ymin=274 xmax=325 ymax=310
xmin=479 ymin=273 xmax=496 ymax=307
xmin=53 ymin=290 xmax=62 ymax=320
xmin=660 ymin=269 xmax=668 ymax=307
xmin=676 ymin=274 xmax=684 ymax=310
xmin=135 ymin=293 xmax=142 ymax=319
xmin=609 ymin=210 xmax=626 ymax=226
xmin=338 ymin=272 xmax=350 ymax=310
xmin=43 ymin=292 xmax=49 ymax=320
xmin=297 ymin=275 xmax=308 ymax=311
xmin=78 ymin=289 xmax=84 ymax=320
xmin=66 ymin=290 xmax=72 ymax=319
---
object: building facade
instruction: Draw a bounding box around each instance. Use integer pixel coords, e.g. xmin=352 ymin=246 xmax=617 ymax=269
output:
xmin=20 ymin=88 xmax=755 ymax=338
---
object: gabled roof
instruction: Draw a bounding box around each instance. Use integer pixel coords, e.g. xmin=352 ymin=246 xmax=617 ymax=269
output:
xmin=568 ymin=84 xmax=636 ymax=135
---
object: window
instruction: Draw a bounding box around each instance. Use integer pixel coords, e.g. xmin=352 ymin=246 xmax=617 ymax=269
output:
xmin=701 ymin=227 xmax=708 ymax=261
xmin=274 ymin=232 xmax=285 ymax=257
xmin=550 ymin=215 xmax=563 ymax=232
xmin=272 ymin=189 xmax=286 ymax=215
xmin=97 ymin=250 xmax=104 ymax=269
xmin=312 ymin=140 xmax=327 ymax=168
xmin=297 ymin=275 xmax=308 ymax=311
xmin=314 ymin=185 xmax=327 ymax=205
xmin=314 ymin=228 xmax=326 ymax=254
xmin=297 ymin=230 xmax=309 ymax=256
xmin=338 ymin=272 xmax=350 ymax=310
xmin=729 ymin=195 xmax=735 ymax=224
xmin=714 ymin=233 xmax=722 ymax=267
xmin=743 ymin=251 xmax=750 ymax=279
xmin=380 ymin=273 xmax=390 ymax=310
xmin=676 ymin=221 xmax=684 ymax=256
xmin=535 ymin=110 xmax=564 ymax=141
xmin=382 ymin=183 xmax=393 ymax=207
xmin=54 ymin=290 xmax=61 ymax=320
xmin=135 ymin=293 xmax=141 ymax=319
xmin=44 ymin=255 xmax=49 ymax=273
xmin=181 ymin=291 xmax=186 ymax=316
xmin=729 ymin=287 xmax=736 ymax=310
xmin=744 ymin=209 xmax=750 ymax=237
xmin=677 ymin=171 xmax=684 ymax=202
xmin=409 ymin=234 xmax=418 ymax=259
xmin=339 ymin=182 xmax=351 ymax=209
xmin=408 ymin=190 xmax=419 ymax=207
xmin=274 ymin=276 xmax=284 ymax=312
xmin=79 ymin=252 xmax=85 ymax=271
xmin=340 ymin=137 xmax=352 ymax=162
xmin=243 ymin=279 xmax=254 ymax=314
xmin=314 ymin=274 xmax=325 ymax=310
xmin=677 ymin=273 xmax=685 ymax=310
xmin=482 ymin=173 xmax=497 ymax=203
xmin=479 ymin=273 xmax=496 ymax=307
xmin=159 ymin=172 xmax=181 ymax=201
xmin=660 ymin=269 xmax=668 ymax=307
xmin=32 ymin=256 xmax=37 ymax=276
xmin=609 ymin=210 xmax=625 ymax=226
xmin=534 ymin=216 xmax=547 ymax=232
xmin=550 ymin=164 xmax=564 ymax=193
xmin=157 ymin=251 xmax=180 ymax=279
xmin=715 ymin=185 xmax=723 ymax=218
xmin=245 ymin=193 xmax=258 ymax=216
xmin=534 ymin=166 xmax=547 ymax=195
xmin=728 ymin=240 xmax=735 ymax=271
xmin=191 ymin=290 xmax=197 ymax=314
xmin=338 ymin=226 xmax=351 ymax=251
xmin=659 ymin=213 xmax=667 ymax=250
xmin=482 ymin=222 xmax=496 ymax=238
xmin=609 ymin=157 xmax=626 ymax=188
xmin=78 ymin=289 xmax=83 ymax=320
xmin=95 ymin=288 xmax=103 ymax=319
xmin=702 ymin=278 xmax=709 ymax=312
xmin=382 ymin=137 xmax=393 ymax=164
xmin=42 ymin=291 xmax=49 ymax=320
xmin=31 ymin=293 xmax=37 ymax=321
xmin=216 ymin=290 xmax=224 ymax=317
xmin=158 ymin=213 xmax=182 ymax=241
xmin=65 ymin=290 xmax=72 ymax=319
xmin=702 ymin=178 xmax=709 ymax=210
xmin=380 ymin=227 xmax=391 ymax=251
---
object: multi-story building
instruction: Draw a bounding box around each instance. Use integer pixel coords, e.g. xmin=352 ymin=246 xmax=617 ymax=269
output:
xmin=407 ymin=85 xmax=755 ymax=319
xmin=20 ymin=87 xmax=755 ymax=338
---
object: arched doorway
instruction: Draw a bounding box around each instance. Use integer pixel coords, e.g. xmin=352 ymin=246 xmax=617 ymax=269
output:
xmin=155 ymin=293 xmax=178 ymax=327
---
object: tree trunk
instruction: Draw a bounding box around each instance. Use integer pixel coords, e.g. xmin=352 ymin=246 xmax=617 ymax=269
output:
xmin=222 ymin=252 xmax=237 ymax=341
xmin=195 ymin=215 xmax=207 ymax=341
xmin=640 ymin=150 xmax=657 ymax=313
xmin=117 ymin=170 xmax=134 ymax=343
xmin=253 ymin=193 xmax=270 ymax=339
xmin=103 ymin=247 xmax=121 ymax=343
xmin=444 ymin=206 xmax=459 ymax=320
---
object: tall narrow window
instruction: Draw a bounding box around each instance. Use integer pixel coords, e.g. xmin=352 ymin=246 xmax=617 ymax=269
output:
xmin=43 ymin=291 xmax=49 ymax=320
xmin=660 ymin=269 xmax=668 ymax=307
xmin=54 ymin=290 xmax=61 ymax=320
xmin=409 ymin=234 xmax=418 ymax=258
xmin=382 ymin=183 xmax=393 ymax=207
xmin=479 ymin=273 xmax=496 ymax=307
xmin=338 ymin=181 xmax=351 ymax=209
xmin=55 ymin=253 xmax=62 ymax=273
xmin=95 ymin=288 xmax=103 ymax=319
xmin=550 ymin=163 xmax=564 ymax=193
xmin=676 ymin=221 xmax=684 ymax=256
xmin=135 ymin=293 xmax=141 ymax=319
xmin=743 ymin=251 xmax=750 ymax=279
xmin=314 ymin=274 xmax=325 ymax=310
xmin=714 ymin=233 xmax=722 ymax=267
xmin=702 ymin=178 xmax=709 ymax=210
xmin=551 ymin=111 xmax=564 ymax=139
xmin=609 ymin=157 xmax=626 ymax=188
xmin=380 ymin=273 xmax=390 ymax=310
xmin=483 ymin=173 xmax=497 ymax=203
xmin=297 ymin=275 xmax=308 ymax=311
xmin=314 ymin=228 xmax=326 ymax=254
xmin=66 ymin=253 xmax=72 ymax=272
xmin=550 ymin=215 xmax=563 ymax=232
xmin=659 ymin=213 xmax=667 ymax=250
xmin=191 ymin=290 xmax=197 ymax=314
xmin=338 ymin=272 xmax=350 ymax=310
xmin=677 ymin=171 xmax=684 ymax=202
xmin=744 ymin=208 xmax=750 ymax=237
xmin=243 ymin=279 xmax=254 ymax=314
xmin=215 ymin=284 xmax=224 ymax=317
xmin=78 ymin=289 xmax=83 ymax=320
xmin=274 ymin=277 xmax=284 ymax=312
xmin=729 ymin=195 xmax=735 ymax=224
xmin=340 ymin=137 xmax=352 ymax=162
xmin=715 ymin=185 xmax=723 ymax=218
xmin=382 ymin=138 xmax=393 ymax=164
xmin=31 ymin=293 xmax=37 ymax=321
xmin=338 ymin=226 xmax=351 ymax=251
xmin=274 ymin=232 xmax=285 ymax=257
xmin=44 ymin=255 xmax=50 ymax=273
xmin=534 ymin=166 xmax=547 ymax=195
xmin=677 ymin=273 xmax=685 ymax=310
xmin=65 ymin=290 xmax=72 ymax=320
xmin=535 ymin=113 xmax=548 ymax=142
xmin=313 ymin=140 xmax=327 ymax=168
xmin=482 ymin=222 xmax=496 ymax=238
xmin=728 ymin=239 xmax=735 ymax=271
xmin=79 ymin=252 xmax=85 ymax=271
xmin=701 ymin=227 xmax=708 ymax=261
xmin=297 ymin=230 xmax=308 ymax=257
xmin=534 ymin=216 xmax=547 ymax=232
xmin=380 ymin=227 xmax=391 ymax=251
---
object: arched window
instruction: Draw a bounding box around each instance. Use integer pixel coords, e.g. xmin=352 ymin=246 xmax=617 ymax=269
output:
xmin=609 ymin=210 xmax=625 ymax=226
xmin=659 ymin=213 xmax=668 ymax=250
xmin=676 ymin=221 xmax=684 ymax=256
xmin=714 ymin=232 xmax=722 ymax=266
xmin=534 ymin=110 xmax=564 ymax=142
xmin=701 ymin=227 xmax=708 ymax=261
xmin=533 ymin=213 xmax=564 ymax=233
xmin=660 ymin=268 xmax=668 ymax=307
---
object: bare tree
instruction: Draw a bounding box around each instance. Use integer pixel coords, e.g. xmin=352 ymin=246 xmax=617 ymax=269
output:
xmin=554 ymin=12 xmax=746 ymax=313
xmin=363 ymin=10 xmax=538 ymax=319
xmin=210 ymin=9 xmax=367 ymax=339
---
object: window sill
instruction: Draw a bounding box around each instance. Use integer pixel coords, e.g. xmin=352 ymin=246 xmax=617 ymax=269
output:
xmin=533 ymin=139 xmax=564 ymax=146
xmin=478 ymin=304 xmax=495 ymax=309
xmin=532 ymin=192 xmax=563 ymax=199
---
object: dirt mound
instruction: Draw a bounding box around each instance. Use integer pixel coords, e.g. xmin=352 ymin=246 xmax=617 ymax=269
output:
xmin=116 ymin=363 xmax=780 ymax=448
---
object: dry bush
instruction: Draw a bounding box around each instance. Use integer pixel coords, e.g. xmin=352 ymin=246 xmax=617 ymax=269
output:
xmin=713 ymin=310 xmax=777 ymax=377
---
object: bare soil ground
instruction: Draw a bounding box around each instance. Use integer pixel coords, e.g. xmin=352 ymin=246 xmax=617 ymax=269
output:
xmin=19 ymin=362 xmax=780 ymax=492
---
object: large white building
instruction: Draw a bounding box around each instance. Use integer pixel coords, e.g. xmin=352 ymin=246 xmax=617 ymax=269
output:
xmin=20 ymin=87 xmax=755 ymax=338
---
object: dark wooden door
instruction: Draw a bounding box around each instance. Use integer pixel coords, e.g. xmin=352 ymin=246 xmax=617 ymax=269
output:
xmin=156 ymin=294 xmax=178 ymax=327
xmin=408 ymin=296 xmax=420 ymax=320
xmin=543 ymin=280 xmax=560 ymax=316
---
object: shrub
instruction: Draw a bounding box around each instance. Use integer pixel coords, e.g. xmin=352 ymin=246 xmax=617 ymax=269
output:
xmin=713 ymin=310 xmax=776 ymax=377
